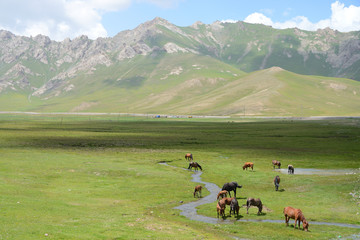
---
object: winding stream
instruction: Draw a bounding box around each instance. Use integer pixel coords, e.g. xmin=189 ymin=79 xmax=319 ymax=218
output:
xmin=160 ymin=162 xmax=360 ymax=229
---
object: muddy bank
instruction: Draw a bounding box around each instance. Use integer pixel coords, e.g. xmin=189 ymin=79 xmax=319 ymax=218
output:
xmin=160 ymin=162 xmax=360 ymax=229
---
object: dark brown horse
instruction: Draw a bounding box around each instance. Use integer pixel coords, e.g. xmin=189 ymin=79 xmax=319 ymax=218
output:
xmin=274 ymin=175 xmax=280 ymax=191
xmin=243 ymin=162 xmax=254 ymax=171
xmin=193 ymin=185 xmax=202 ymax=198
xmin=246 ymin=197 xmax=263 ymax=215
xmin=288 ymin=165 xmax=294 ymax=174
xmin=188 ymin=162 xmax=202 ymax=171
xmin=272 ymin=160 xmax=281 ymax=169
xmin=222 ymin=182 xmax=242 ymax=198
xmin=284 ymin=206 xmax=309 ymax=231
xmin=185 ymin=153 xmax=193 ymax=161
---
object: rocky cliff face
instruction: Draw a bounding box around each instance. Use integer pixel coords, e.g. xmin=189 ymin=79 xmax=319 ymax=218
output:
xmin=0 ymin=17 xmax=359 ymax=98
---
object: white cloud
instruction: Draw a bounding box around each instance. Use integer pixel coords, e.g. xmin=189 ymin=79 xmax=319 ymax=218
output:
xmin=0 ymin=0 xmax=131 ymax=41
xmin=244 ymin=1 xmax=360 ymax=32
xmin=244 ymin=12 xmax=273 ymax=26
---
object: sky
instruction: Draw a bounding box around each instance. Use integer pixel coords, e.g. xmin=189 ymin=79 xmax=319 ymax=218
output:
xmin=0 ymin=0 xmax=359 ymax=41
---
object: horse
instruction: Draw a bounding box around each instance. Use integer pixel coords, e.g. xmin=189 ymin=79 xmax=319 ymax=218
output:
xmin=219 ymin=197 xmax=234 ymax=206
xmin=272 ymin=160 xmax=281 ymax=169
xmin=288 ymin=164 xmax=294 ymax=174
xmin=185 ymin=153 xmax=193 ymax=161
xmin=274 ymin=175 xmax=280 ymax=191
xmin=230 ymin=198 xmax=240 ymax=217
xmin=246 ymin=197 xmax=263 ymax=215
xmin=217 ymin=190 xmax=228 ymax=200
xmin=217 ymin=200 xmax=226 ymax=218
xmin=284 ymin=206 xmax=309 ymax=231
xmin=188 ymin=162 xmax=202 ymax=171
xmin=222 ymin=182 xmax=242 ymax=198
xmin=193 ymin=185 xmax=202 ymax=198
xmin=242 ymin=162 xmax=254 ymax=171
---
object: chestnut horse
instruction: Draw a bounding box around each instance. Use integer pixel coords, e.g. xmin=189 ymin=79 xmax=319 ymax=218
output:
xmin=193 ymin=185 xmax=202 ymax=198
xmin=217 ymin=190 xmax=228 ymax=200
xmin=288 ymin=165 xmax=294 ymax=174
xmin=217 ymin=201 xmax=226 ymax=218
xmin=284 ymin=206 xmax=309 ymax=231
xmin=274 ymin=175 xmax=280 ymax=191
xmin=185 ymin=153 xmax=193 ymax=161
xmin=243 ymin=162 xmax=254 ymax=171
xmin=246 ymin=197 xmax=263 ymax=215
xmin=188 ymin=162 xmax=202 ymax=171
xmin=219 ymin=197 xmax=234 ymax=206
xmin=272 ymin=160 xmax=281 ymax=169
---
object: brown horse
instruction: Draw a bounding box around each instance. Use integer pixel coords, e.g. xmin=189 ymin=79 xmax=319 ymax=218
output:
xmin=217 ymin=201 xmax=226 ymax=218
xmin=219 ymin=197 xmax=234 ymax=206
xmin=246 ymin=197 xmax=263 ymax=215
xmin=272 ymin=160 xmax=281 ymax=169
xmin=243 ymin=162 xmax=254 ymax=171
xmin=193 ymin=185 xmax=202 ymax=198
xmin=217 ymin=190 xmax=228 ymax=200
xmin=284 ymin=206 xmax=309 ymax=231
xmin=288 ymin=165 xmax=294 ymax=174
xmin=185 ymin=153 xmax=193 ymax=161
xmin=274 ymin=175 xmax=280 ymax=191
xmin=188 ymin=162 xmax=202 ymax=171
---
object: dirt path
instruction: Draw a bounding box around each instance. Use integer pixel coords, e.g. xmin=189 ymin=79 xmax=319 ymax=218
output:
xmin=160 ymin=162 xmax=360 ymax=229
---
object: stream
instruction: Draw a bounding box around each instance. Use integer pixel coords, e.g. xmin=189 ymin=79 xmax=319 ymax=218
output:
xmin=160 ymin=162 xmax=360 ymax=229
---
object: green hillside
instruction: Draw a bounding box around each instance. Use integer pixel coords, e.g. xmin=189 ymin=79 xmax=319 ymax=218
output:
xmin=2 ymin=52 xmax=359 ymax=116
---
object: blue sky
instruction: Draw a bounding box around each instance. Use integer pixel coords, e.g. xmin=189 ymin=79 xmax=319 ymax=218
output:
xmin=102 ymin=0 xmax=337 ymax=36
xmin=0 ymin=0 xmax=359 ymax=41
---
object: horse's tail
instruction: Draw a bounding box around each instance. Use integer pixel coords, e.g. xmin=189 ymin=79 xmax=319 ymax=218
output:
xmin=188 ymin=163 xmax=191 ymax=169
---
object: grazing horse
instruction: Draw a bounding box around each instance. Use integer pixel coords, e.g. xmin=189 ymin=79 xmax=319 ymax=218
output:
xmin=193 ymin=185 xmax=202 ymax=198
xmin=230 ymin=198 xmax=240 ymax=217
xmin=272 ymin=160 xmax=281 ymax=169
xmin=274 ymin=175 xmax=280 ymax=191
xmin=185 ymin=153 xmax=193 ymax=161
xmin=217 ymin=201 xmax=226 ymax=218
xmin=188 ymin=162 xmax=202 ymax=171
xmin=246 ymin=197 xmax=263 ymax=215
xmin=219 ymin=197 xmax=234 ymax=206
xmin=243 ymin=162 xmax=254 ymax=171
xmin=284 ymin=206 xmax=309 ymax=231
xmin=222 ymin=182 xmax=242 ymax=198
xmin=217 ymin=190 xmax=228 ymax=200
xmin=288 ymin=165 xmax=294 ymax=174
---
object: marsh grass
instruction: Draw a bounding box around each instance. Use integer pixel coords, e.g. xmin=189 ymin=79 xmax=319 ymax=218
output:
xmin=0 ymin=116 xmax=359 ymax=239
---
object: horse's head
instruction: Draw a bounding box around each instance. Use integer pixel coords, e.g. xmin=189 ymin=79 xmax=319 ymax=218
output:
xmin=303 ymin=220 xmax=309 ymax=231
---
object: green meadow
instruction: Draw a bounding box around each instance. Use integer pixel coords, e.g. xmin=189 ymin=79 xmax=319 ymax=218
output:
xmin=0 ymin=115 xmax=359 ymax=239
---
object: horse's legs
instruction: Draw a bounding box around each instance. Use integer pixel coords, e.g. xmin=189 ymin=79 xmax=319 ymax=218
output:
xmin=285 ymin=215 xmax=289 ymax=226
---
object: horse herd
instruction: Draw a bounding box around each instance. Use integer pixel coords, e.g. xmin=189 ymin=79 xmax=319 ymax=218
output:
xmin=186 ymin=153 xmax=309 ymax=232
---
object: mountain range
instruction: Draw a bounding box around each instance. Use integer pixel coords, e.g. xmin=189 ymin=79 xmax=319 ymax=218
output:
xmin=0 ymin=17 xmax=360 ymax=116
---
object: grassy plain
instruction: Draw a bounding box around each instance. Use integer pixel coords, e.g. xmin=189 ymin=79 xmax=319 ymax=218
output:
xmin=0 ymin=115 xmax=359 ymax=239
